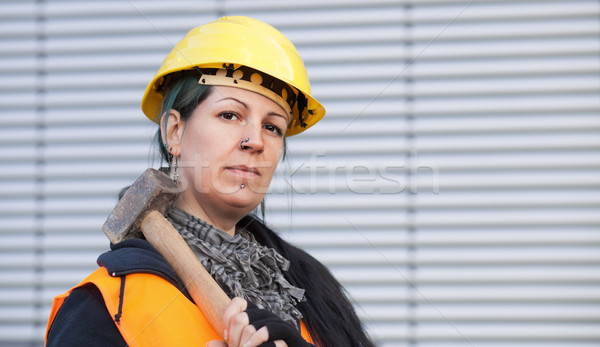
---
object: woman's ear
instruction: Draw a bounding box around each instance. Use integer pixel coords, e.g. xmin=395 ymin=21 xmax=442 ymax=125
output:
xmin=160 ymin=109 xmax=185 ymax=157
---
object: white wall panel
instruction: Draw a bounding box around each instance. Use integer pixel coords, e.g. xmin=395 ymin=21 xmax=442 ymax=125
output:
xmin=0 ymin=0 xmax=598 ymax=346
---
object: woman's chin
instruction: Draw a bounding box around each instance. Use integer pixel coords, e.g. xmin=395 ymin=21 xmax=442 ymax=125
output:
xmin=215 ymin=185 xmax=264 ymax=212
xmin=187 ymin=177 xmax=267 ymax=216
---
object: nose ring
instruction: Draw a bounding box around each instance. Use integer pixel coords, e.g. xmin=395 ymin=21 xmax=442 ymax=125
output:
xmin=240 ymin=137 xmax=250 ymax=150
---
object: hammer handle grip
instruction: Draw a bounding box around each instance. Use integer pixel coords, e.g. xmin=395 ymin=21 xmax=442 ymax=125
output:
xmin=140 ymin=210 xmax=230 ymax=337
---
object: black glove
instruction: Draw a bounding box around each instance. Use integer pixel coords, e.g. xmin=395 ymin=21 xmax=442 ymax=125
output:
xmin=245 ymin=302 xmax=316 ymax=347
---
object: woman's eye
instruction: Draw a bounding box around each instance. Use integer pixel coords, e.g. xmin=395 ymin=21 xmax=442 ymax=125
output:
xmin=219 ymin=112 xmax=238 ymax=120
xmin=264 ymin=124 xmax=283 ymax=135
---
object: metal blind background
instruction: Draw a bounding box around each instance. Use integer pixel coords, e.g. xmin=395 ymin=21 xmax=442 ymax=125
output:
xmin=0 ymin=0 xmax=599 ymax=346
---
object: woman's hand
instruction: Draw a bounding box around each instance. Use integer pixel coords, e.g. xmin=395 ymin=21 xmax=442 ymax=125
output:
xmin=207 ymin=297 xmax=287 ymax=347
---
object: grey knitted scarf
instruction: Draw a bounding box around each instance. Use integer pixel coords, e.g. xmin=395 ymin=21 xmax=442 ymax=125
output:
xmin=166 ymin=207 xmax=305 ymax=329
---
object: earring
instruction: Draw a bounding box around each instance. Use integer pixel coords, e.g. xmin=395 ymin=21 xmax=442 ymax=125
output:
xmin=169 ymin=147 xmax=179 ymax=184
xmin=171 ymin=155 xmax=179 ymax=184
xmin=240 ymin=137 xmax=250 ymax=150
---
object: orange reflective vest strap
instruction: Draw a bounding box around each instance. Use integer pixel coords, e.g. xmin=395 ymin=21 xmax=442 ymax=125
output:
xmin=46 ymin=267 xmax=316 ymax=346
xmin=300 ymin=320 xmax=315 ymax=345
xmin=45 ymin=292 xmax=69 ymax=346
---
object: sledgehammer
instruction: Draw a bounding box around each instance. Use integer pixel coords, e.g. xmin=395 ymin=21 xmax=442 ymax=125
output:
xmin=102 ymin=168 xmax=230 ymax=337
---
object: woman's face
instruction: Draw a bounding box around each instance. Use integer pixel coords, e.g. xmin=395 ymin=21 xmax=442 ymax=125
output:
xmin=174 ymin=86 xmax=288 ymax=218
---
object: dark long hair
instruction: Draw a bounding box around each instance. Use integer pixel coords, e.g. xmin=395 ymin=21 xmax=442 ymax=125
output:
xmin=239 ymin=215 xmax=375 ymax=347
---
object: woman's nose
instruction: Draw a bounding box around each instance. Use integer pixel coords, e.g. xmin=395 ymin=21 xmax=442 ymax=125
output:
xmin=239 ymin=125 xmax=264 ymax=154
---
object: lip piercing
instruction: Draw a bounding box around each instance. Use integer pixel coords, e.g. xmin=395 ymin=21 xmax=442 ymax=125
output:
xmin=240 ymin=184 xmax=245 ymax=189
xmin=240 ymin=137 xmax=250 ymax=150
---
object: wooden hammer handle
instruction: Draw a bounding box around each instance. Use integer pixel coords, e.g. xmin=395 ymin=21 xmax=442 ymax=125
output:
xmin=140 ymin=210 xmax=230 ymax=337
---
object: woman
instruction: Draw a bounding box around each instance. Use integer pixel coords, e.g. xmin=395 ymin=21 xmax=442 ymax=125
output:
xmin=45 ymin=16 xmax=374 ymax=347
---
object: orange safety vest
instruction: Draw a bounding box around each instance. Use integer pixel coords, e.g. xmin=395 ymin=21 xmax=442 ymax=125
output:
xmin=46 ymin=267 xmax=315 ymax=346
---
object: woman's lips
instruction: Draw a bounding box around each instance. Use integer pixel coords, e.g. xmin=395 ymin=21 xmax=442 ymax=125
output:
xmin=225 ymin=165 xmax=260 ymax=177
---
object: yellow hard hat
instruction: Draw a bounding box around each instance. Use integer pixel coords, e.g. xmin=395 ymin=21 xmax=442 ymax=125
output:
xmin=141 ymin=16 xmax=325 ymax=136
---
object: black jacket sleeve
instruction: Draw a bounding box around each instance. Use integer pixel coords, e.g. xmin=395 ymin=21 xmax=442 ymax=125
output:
xmin=46 ymin=283 xmax=127 ymax=347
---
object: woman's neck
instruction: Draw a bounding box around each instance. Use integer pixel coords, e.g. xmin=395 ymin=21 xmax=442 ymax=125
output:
xmin=174 ymin=194 xmax=238 ymax=236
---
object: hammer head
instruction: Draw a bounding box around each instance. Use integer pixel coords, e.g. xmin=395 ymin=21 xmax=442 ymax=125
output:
xmin=103 ymin=168 xmax=181 ymax=244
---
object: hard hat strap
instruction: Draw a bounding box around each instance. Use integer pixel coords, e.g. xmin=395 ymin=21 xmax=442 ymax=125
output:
xmin=197 ymin=67 xmax=294 ymax=116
